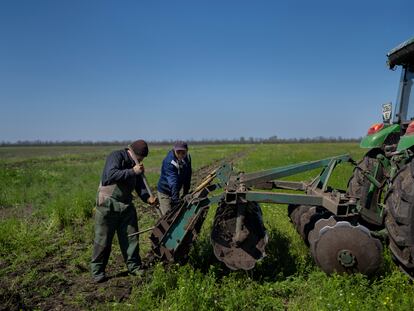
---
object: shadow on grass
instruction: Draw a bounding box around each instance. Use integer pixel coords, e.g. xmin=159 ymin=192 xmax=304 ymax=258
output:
xmin=251 ymin=227 xmax=299 ymax=281
xmin=188 ymin=227 xmax=302 ymax=282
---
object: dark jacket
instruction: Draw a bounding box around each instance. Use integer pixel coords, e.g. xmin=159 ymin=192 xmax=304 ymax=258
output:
xmin=157 ymin=150 xmax=192 ymax=204
xmin=100 ymin=149 xmax=150 ymax=204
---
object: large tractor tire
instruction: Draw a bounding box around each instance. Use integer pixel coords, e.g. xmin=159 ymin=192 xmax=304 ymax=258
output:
xmin=347 ymin=152 xmax=385 ymax=226
xmin=385 ymin=159 xmax=414 ymax=274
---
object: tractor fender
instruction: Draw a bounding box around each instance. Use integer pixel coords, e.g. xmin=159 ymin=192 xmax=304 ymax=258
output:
xmin=397 ymin=134 xmax=414 ymax=152
xmin=360 ymin=124 xmax=401 ymax=149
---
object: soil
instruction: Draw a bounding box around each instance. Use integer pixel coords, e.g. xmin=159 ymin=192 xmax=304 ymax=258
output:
xmin=0 ymin=204 xmax=33 ymax=221
xmin=0 ymin=245 xmax=139 ymax=310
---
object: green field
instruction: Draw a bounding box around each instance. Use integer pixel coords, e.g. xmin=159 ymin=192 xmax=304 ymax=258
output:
xmin=1 ymin=143 xmax=414 ymax=310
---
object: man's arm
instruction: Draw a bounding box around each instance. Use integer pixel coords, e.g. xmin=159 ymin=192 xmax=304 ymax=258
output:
xmin=135 ymin=176 xmax=151 ymax=203
xmin=103 ymin=152 xmax=135 ymax=185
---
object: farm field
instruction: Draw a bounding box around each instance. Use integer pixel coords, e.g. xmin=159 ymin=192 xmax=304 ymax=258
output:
xmin=1 ymin=143 xmax=414 ymax=310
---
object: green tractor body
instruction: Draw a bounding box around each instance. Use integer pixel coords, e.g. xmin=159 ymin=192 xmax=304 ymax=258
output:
xmin=350 ymin=36 xmax=414 ymax=277
xmin=359 ymin=37 xmax=414 ymax=152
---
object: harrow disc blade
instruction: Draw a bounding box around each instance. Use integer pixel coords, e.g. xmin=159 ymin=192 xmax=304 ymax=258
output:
xmin=308 ymin=216 xmax=337 ymax=249
xmin=211 ymin=202 xmax=268 ymax=270
xmin=298 ymin=207 xmax=318 ymax=240
xmin=311 ymin=221 xmax=383 ymax=275
xmin=289 ymin=205 xmax=310 ymax=232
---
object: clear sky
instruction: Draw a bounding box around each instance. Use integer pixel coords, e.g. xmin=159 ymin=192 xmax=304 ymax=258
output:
xmin=1 ymin=0 xmax=413 ymax=142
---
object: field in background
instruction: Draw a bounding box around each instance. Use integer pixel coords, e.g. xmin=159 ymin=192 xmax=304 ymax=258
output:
xmin=1 ymin=143 xmax=414 ymax=310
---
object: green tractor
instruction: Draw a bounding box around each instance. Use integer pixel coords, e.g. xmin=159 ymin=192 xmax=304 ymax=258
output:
xmin=347 ymin=37 xmax=414 ymax=275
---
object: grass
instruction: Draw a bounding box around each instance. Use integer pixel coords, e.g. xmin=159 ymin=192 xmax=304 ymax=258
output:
xmin=1 ymin=143 xmax=414 ymax=310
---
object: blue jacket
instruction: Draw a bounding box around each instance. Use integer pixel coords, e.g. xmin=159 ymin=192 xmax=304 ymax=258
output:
xmin=157 ymin=150 xmax=192 ymax=204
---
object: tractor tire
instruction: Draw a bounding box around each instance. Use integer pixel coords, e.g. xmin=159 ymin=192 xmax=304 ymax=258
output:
xmin=385 ymin=159 xmax=414 ymax=272
xmin=347 ymin=152 xmax=385 ymax=226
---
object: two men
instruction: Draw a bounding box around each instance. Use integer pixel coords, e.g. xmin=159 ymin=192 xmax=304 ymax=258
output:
xmin=91 ymin=140 xmax=192 ymax=282
xmin=91 ymin=140 xmax=157 ymax=283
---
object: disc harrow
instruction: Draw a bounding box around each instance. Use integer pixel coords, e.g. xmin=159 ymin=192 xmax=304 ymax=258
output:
xmin=145 ymin=154 xmax=389 ymax=277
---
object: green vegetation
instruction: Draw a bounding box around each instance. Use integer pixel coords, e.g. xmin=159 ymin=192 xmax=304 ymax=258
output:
xmin=1 ymin=143 xmax=414 ymax=310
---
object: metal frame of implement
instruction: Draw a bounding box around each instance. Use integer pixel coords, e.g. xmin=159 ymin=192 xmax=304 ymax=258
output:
xmin=149 ymin=154 xmax=354 ymax=263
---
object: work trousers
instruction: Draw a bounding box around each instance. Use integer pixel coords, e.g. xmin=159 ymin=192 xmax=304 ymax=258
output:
xmin=157 ymin=191 xmax=172 ymax=216
xmin=91 ymin=200 xmax=141 ymax=278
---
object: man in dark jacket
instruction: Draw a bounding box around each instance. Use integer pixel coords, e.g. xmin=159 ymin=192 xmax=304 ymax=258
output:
xmin=91 ymin=140 xmax=157 ymax=283
xmin=157 ymin=141 xmax=192 ymax=215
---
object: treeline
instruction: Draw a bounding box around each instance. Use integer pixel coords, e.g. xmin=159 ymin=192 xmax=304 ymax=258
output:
xmin=0 ymin=136 xmax=360 ymax=146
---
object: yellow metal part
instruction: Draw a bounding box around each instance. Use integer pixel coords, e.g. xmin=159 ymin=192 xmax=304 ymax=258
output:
xmin=193 ymin=168 xmax=218 ymax=194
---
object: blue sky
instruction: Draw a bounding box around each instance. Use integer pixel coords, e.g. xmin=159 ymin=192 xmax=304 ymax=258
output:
xmin=0 ymin=0 xmax=413 ymax=142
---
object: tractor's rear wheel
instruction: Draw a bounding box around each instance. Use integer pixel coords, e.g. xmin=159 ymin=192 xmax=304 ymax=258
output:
xmin=347 ymin=152 xmax=385 ymax=226
xmin=385 ymin=158 xmax=414 ymax=275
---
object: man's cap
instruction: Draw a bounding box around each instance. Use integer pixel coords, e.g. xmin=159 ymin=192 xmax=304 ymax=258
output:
xmin=129 ymin=140 xmax=149 ymax=157
xmin=173 ymin=141 xmax=188 ymax=151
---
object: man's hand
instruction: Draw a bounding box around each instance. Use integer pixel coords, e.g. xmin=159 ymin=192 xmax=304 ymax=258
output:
xmin=133 ymin=163 xmax=145 ymax=175
xmin=147 ymin=196 xmax=158 ymax=206
xmin=181 ymin=193 xmax=193 ymax=202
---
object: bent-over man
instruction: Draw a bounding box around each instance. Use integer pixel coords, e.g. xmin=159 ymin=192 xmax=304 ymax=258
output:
xmin=91 ymin=139 xmax=157 ymax=283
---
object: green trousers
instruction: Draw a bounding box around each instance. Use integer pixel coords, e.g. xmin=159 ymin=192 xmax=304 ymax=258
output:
xmin=91 ymin=199 xmax=141 ymax=278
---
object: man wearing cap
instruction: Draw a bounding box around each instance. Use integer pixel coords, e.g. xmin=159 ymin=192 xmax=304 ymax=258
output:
xmin=91 ymin=139 xmax=158 ymax=283
xmin=157 ymin=141 xmax=192 ymax=215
